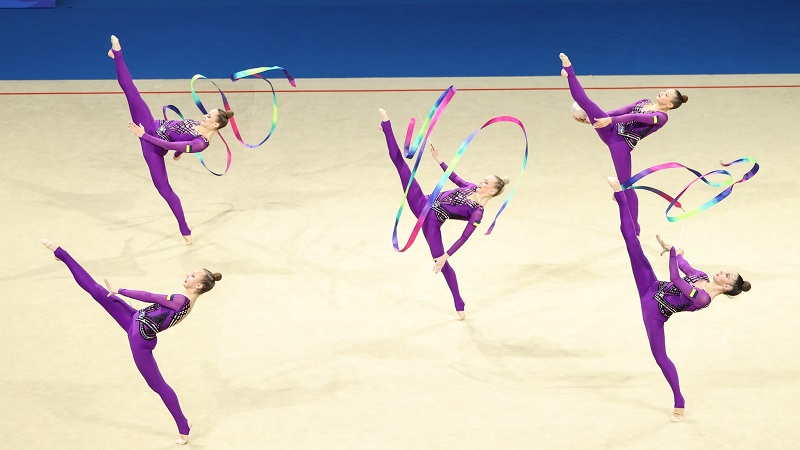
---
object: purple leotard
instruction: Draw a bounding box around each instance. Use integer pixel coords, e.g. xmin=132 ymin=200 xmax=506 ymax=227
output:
xmin=564 ymin=65 xmax=670 ymax=235
xmin=119 ymin=289 xmax=192 ymax=340
xmin=112 ymin=49 xmax=208 ymax=237
xmin=614 ymin=190 xmax=711 ymax=409
xmin=382 ymin=120 xmax=483 ymax=312
xmin=151 ymin=119 xmax=209 ymax=157
xmin=53 ymin=247 xmax=191 ymax=435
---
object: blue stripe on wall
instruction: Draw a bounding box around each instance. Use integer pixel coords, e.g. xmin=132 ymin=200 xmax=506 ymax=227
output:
xmin=1 ymin=0 xmax=798 ymax=80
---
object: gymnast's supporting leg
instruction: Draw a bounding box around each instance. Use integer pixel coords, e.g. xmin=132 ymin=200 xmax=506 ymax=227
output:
xmin=128 ymin=333 xmax=192 ymax=444
xmin=422 ymin=222 xmax=466 ymax=319
xmin=141 ymin=144 xmax=193 ymax=238
xmin=42 ymin=240 xmax=136 ymax=330
xmin=380 ymin=111 xmax=427 ymax=217
xmin=610 ymin=180 xmax=685 ymax=421
xmin=644 ymin=318 xmax=685 ymax=419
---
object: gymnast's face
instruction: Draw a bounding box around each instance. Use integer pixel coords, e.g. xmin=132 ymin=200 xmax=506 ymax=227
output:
xmin=201 ymin=109 xmax=222 ymax=129
xmin=183 ymin=268 xmax=206 ymax=290
xmin=655 ymin=89 xmax=677 ymax=108
xmin=714 ymin=270 xmax=738 ymax=291
xmin=475 ymin=176 xmax=498 ymax=196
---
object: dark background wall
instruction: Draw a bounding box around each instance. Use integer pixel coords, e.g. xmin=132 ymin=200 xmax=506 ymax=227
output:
xmin=1 ymin=0 xmax=798 ymax=80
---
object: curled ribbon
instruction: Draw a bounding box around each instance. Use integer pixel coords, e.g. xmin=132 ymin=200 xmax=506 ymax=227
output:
xmin=164 ymin=66 xmax=296 ymax=176
xmin=392 ymin=87 xmax=529 ymax=252
xmin=621 ymin=157 xmax=759 ymax=222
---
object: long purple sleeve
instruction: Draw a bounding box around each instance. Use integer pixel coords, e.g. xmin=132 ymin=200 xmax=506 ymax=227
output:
xmin=118 ymin=289 xmax=188 ymax=311
xmin=611 ymin=111 xmax=669 ymax=126
xmin=668 ymin=249 xmax=710 ymax=308
xmin=140 ymin=133 xmax=209 ymax=154
xmin=676 ymin=254 xmax=705 ymax=278
xmin=439 ymin=162 xmax=471 ymax=188
xmin=446 ymin=208 xmax=483 ymax=256
xmin=605 ymin=101 xmax=638 ymax=117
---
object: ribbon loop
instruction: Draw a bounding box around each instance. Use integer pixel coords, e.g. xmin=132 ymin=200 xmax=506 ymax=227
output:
xmin=621 ymin=157 xmax=759 ymax=222
xmin=163 ymin=66 xmax=295 ymax=175
xmin=391 ymin=87 xmax=528 ymax=252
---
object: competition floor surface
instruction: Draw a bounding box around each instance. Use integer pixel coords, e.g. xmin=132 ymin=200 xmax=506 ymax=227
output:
xmin=2 ymin=72 xmax=799 ymax=449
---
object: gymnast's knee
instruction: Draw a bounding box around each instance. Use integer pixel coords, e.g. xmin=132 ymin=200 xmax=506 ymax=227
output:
xmin=153 ymin=182 xmax=176 ymax=199
xmin=88 ymin=283 xmax=110 ymax=300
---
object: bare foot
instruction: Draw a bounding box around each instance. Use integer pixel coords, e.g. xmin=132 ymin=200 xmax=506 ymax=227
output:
xmin=108 ymin=35 xmax=121 ymax=59
xmin=607 ymin=176 xmax=622 ymax=192
xmin=183 ymin=225 xmax=193 ymax=246
xmin=379 ymin=108 xmax=389 ymax=122
xmin=41 ymin=239 xmax=60 ymax=260
xmin=671 ymin=408 xmax=685 ymax=423
xmin=559 ymin=53 xmax=571 ymax=77
xmin=456 ymin=311 xmax=465 ymax=321
xmin=176 ymin=421 xmax=191 ymax=445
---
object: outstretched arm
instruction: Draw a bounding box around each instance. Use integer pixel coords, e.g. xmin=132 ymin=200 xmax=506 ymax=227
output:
xmin=140 ymin=133 xmax=209 ymax=154
xmin=676 ymin=254 xmax=706 ymax=278
xmin=605 ymin=101 xmax=638 ymax=117
xmin=430 ymin=144 xmax=470 ymax=188
xmin=447 ymin=209 xmax=483 ymax=256
xmin=119 ymin=289 xmax=187 ymax=311
xmin=104 ymin=279 xmax=187 ymax=311
xmin=610 ymin=111 xmax=669 ymax=126
xmin=433 ymin=209 xmax=483 ymax=273
xmin=439 ymin=162 xmax=471 ymax=188
xmin=669 ymin=248 xmax=711 ymax=308
xmin=128 ymin=122 xmax=209 ymax=154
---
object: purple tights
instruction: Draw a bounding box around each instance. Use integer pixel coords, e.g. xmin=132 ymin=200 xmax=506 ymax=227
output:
xmin=54 ymin=247 xmax=191 ymax=435
xmin=566 ymin=65 xmax=640 ymax=235
xmin=614 ymin=191 xmax=685 ymax=408
xmin=382 ymin=120 xmax=465 ymax=312
xmin=112 ymin=50 xmax=191 ymax=237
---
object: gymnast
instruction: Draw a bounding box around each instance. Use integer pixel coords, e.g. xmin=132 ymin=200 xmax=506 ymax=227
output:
xmin=41 ymin=239 xmax=221 ymax=444
xmin=379 ymin=108 xmax=510 ymax=320
xmin=108 ymin=35 xmax=234 ymax=245
xmin=561 ymin=53 xmax=688 ymax=234
xmin=607 ymin=177 xmax=749 ymax=422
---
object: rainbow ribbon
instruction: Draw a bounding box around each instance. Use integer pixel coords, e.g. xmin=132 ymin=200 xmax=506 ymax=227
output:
xmin=392 ymin=87 xmax=529 ymax=252
xmin=621 ymin=156 xmax=759 ymax=222
xmin=164 ymin=66 xmax=295 ymax=176
xmin=161 ymin=104 xmax=232 ymax=176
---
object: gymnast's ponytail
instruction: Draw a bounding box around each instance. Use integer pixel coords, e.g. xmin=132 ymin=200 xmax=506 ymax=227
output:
xmin=671 ymin=89 xmax=689 ymax=110
xmin=199 ymin=269 xmax=222 ymax=294
xmin=727 ymin=274 xmax=750 ymax=297
xmin=215 ymin=109 xmax=235 ymax=129
xmin=492 ymin=176 xmax=512 ymax=197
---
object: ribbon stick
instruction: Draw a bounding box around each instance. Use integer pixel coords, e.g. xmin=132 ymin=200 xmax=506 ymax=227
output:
xmin=391 ymin=87 xmax=528 ymax=252
xmin=621 ymin=157 xmax=759 ymax=222
xmin=164 ymin=66 xmax=295 ymax=175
